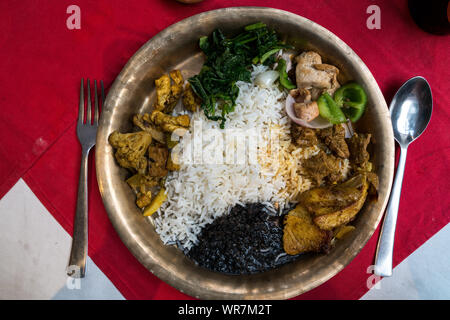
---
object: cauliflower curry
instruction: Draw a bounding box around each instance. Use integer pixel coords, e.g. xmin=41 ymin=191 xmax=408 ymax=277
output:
xmin=108 ymin=70 xmax=198 ymax=215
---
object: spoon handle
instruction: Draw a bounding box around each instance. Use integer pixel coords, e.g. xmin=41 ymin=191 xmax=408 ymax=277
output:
xmin=374 ymin=146 xmax=408 ymax=277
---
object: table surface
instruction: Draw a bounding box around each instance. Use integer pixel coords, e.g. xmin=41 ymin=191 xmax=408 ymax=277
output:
xmin=1 ymin=0 xmax=449 ymax=300
xmin=1 ymin=179 xmax=449 ymax=300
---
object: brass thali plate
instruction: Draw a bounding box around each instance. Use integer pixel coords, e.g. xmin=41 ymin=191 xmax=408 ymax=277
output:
xmin=96 ymin=7 xmax=394 ymax=299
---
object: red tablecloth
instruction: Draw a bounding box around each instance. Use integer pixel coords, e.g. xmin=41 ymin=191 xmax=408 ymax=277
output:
xmin=1 ymin=0 xmax=449 ymax=299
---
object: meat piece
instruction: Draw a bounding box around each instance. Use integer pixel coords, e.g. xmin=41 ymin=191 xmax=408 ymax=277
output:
xmin=148 ymin=146 xmax=169 ymax=177
xmin=347 ymin=133 xmax=372 ymax=167
xmin=302 ymin=174 xmax=369 ymax=231
xmin=311 ymin=76 xmax=340 ymax=100
xmin=317 ymin=124 xmax=350 ymax=158
xmin=289 ymin=88 xmax=312 ymax=103
xmin=290 ymin=88 xmax=320 ymax=121
xmin=299 ymin=173 xmax=366 ymax=215
xmin=294 ymin=101 xmax=319 ymax=122
xmin=283 ymin=204 xmax=332 ymax=255
xmin=313 ymin=63 xmax=339 ymax=74
xmin=295 ymin=52 xmax=322 ymax=88
xmin=302 ymin=150 xmax=346 ymax=185
xmin=295 ymin=51 xmax=340 ymax=90
xmin=309 ymin=88 xmax=322 ymax=101
xmin=291 ymin=124 xmax=318 ymax=147
xmin=323 ymin=75 xmax=340 ymax=97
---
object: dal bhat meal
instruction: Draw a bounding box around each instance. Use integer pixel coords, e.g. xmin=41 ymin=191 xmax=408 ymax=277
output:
xmin=108 ymin=22 xmax=378 ymax=274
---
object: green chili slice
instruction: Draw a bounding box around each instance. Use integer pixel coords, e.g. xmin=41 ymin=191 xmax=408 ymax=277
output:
xmin=276 ymin=59 xmax=296 ymax=90
xmin=317 ymin=93 xmax=347 ymax=124
xmin=260 ymin=48 xmax=281 ymax=64
xmin=333 ymin=83 xmax=368 ymax=122
xmin=334 ymin=82 xmax=367 ymax=108
xmin=244 ymin=22 xmax=266 ymax=31
xmin=343 ymin=106 xmax=365 ymax=122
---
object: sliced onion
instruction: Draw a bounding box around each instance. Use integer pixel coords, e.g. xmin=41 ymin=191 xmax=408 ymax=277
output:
xmin=255 ymin=70 xmax=279 ymax=88
xmin=285 ymin=94 xmax=332 ymax=129
xmin=281 ymin=49 xmax=296 ymax=72
xmin=275 ymin=49 xmax=295 ymax=73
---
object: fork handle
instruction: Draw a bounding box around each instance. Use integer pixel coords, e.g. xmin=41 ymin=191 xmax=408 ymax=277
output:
xmin=68 ymin=148 xmax=90 ymax=278
xmin=374 ymin=146 xmax=408 ymax=277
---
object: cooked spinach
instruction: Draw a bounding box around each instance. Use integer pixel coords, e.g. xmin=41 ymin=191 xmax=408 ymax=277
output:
xmin=188 ymin=22 xmax=290 ymax=128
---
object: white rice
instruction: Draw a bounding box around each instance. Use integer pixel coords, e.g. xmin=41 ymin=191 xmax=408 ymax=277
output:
xmin=153 ymin=65 xmax=315 ymax=249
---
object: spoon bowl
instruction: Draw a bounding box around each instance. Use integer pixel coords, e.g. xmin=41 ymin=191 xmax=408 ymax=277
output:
xmin=390 ymin=76 xmax=433 ymax=146
xmin=375 ymin=76 xmax=432 ymax=277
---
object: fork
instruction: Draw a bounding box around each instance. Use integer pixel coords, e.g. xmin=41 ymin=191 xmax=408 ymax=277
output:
xmin=67 ymin=79 xmax=104 ymax=278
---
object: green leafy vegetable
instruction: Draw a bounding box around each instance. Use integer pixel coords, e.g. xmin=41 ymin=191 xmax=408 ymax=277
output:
xmin=188 ymin=22 xmax=290 ymax=128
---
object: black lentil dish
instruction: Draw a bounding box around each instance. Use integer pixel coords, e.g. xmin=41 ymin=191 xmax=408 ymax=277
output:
xmin=187 ymin=203 xmax=301 ymax=274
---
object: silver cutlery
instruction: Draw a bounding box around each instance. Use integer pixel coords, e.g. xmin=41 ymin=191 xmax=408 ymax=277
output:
xmin=67 ymin=79 xmax=104 ymax=278
xmin=374 ymin=76 xmax=432 ymax=277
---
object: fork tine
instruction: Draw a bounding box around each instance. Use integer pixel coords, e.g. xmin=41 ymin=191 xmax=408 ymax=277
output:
xmin=78 ymin=79 xmax=84 ymax=124
xmin=100 ymin=80 xmax=105 ymax=104
xmin=94 ymin=80 xmax=99 ymax=125
xmin=86 ymin=79 xmax=92 ymax=125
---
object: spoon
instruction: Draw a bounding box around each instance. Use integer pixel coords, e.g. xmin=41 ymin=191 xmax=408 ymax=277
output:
xmin=374 ymin=76 xmax=432 ymax=277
